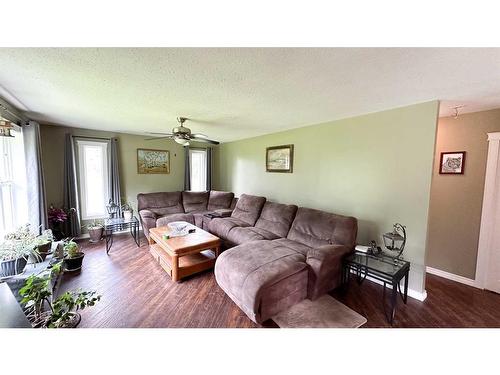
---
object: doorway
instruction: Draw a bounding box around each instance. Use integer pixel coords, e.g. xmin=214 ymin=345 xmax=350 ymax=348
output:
xmin=476 ymin=132 xmax=500 ymax=293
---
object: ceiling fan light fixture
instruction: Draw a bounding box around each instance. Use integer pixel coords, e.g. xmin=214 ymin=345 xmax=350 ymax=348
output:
xmin=175 ymin=138 xmax=189 ymax=146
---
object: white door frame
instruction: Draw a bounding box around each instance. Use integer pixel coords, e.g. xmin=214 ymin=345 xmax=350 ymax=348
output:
xmin=475 ymin=132 xmax=500 ymax=289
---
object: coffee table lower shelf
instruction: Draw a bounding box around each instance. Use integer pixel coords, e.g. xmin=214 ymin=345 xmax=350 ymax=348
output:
xmin=149 ymin=244 xmax=216 ymax=281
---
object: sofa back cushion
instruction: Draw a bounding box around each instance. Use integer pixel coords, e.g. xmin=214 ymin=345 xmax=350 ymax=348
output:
xmin=208 ymin=190 xmax=235 ymax=210
xmin=182 ymin=191 xmax=209 ymax=213
xmin=137 ymin=192 xmax=184 ymax=216
xmin=287 ymin=207 xmax=357 ymax=248
xmin=231 ymin=194 xmax=266 ymax=225
xmin=254 ymin=202 xmax=298 ymax=238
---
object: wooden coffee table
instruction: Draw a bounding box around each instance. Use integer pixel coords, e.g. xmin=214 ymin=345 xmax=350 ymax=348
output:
xmin=148 ymin=223 xmax=221 ymax=282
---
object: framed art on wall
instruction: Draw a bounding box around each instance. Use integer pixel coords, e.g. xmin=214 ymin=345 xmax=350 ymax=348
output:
xmin=137 ymin=148 xmax=170 ymax=174
xmin=439 ymin=151 xmax=466 ymax=174
xmin=266 ymin=144 xmax=294 ymax=173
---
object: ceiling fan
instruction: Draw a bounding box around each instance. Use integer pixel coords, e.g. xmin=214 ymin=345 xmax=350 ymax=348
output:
xmin=146 ymin=117 xmax=219 ymax=146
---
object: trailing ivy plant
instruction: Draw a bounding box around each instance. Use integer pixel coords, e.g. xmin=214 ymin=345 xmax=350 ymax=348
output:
xmin=19 ymin=262 xmax=101 ymax=328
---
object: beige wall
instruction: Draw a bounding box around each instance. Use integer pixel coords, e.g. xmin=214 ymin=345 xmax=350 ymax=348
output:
xmin=40 ymin=123 xmax=186 ymax=217
xmin=215 ymin=101 xmax=440 ymax=294
xmin=427 ymin=108 xmax=500 ymax=279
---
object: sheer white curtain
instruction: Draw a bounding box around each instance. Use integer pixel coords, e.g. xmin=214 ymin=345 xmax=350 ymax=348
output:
xmin=23 ymin=121 xmax=48 ymax=233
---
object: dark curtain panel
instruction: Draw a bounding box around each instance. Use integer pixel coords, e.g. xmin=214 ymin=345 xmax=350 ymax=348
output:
xmin=63 ymin=134 xmax=81 ymax=237
xmin=108 ymin=137 xmax=122 ymax=215
xmin=184 ymin=146 xmax=191 ymax=191
xmin=23 ymin=121 xmax=48 ymax=233
xmin=206 ymin=147 xmax=212 ymax=191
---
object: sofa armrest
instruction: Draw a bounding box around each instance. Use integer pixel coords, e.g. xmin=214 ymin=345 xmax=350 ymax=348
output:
xmin=139 ymin=209 xmax=157 ymax=220
xmin=139 ymin=210 xmax=158 ymax=239
xmin=213 ymin=208 xmax=233 ymax=218
xmin=306 ymin=244 xmax=353 ymax=300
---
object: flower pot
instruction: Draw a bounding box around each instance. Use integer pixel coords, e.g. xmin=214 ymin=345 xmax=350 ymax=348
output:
xmin=0 ymin=257 xmax=28 ymax=277
xmin=30 ymin=241 xmax=53 ymax=263
xmin=123 ymin=210 xmax=133 ymax=220
xmin=88 ymin=227 xmax=103 ymax=243
xmin=63 ymin=252 xmax=85 ymax=271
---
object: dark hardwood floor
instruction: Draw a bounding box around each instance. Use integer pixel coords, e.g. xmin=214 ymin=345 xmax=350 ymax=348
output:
xmin=63 ymin=233 xmax=500 ymax=328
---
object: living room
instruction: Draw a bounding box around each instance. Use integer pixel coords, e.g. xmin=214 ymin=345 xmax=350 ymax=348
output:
xmin=1 ymin=1 xmax=499 ymax=374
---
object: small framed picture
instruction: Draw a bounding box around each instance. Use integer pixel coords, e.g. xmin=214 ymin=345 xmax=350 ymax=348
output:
xmin=439 ymin=151 xmax=466 ymax=174
xmin=266 ymin=144 xmax=294 ymax=173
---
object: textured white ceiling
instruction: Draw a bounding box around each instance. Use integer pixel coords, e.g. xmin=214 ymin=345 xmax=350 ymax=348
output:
xmin=1 ymin=48 xmax=500 ymax=142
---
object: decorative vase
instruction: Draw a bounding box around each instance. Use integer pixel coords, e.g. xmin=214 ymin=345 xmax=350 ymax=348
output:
xmin=88 ymin=227 xmax=103 ymax=243
xmin=123 ymin=210 xmax=133 ymax=220
xmin=0 ymin=257 xmax=28 ymax=277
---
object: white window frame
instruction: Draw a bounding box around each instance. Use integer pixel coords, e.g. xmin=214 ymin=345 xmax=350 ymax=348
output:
xmin=0 ymin=125 xmax=28 ymax=239
xmin=189 ymin=148 xmax=208 ymax=192
xmin=76 ymin=139 xmax=110 ymax=220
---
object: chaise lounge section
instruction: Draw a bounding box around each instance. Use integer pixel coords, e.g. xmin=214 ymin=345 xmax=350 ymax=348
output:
xmin=212 ymin=194 xmax=358 ymax=324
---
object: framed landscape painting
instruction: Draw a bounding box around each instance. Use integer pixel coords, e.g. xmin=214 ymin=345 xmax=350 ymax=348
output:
xmin=266 ymin=144 xmax=294 ymax=173
xmin=439 ymin=151 xmax=466 ymax=174
xmin=137 ymin=149 xmax=170 ymax=174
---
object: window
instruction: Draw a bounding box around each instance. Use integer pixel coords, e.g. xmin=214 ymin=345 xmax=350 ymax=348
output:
xmin=189 ymin=148 xmax=207 ymax=192
xmin=76 ymin=139 xmax=109 ymax=220
xmin=0 ymin=126 xmax=28 ymax=238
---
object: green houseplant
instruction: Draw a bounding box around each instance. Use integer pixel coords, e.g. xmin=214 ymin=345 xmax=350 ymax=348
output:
xmin=84 ymin=219 xmax=104 ymax=243
xmin=63 ymin=240 xmax=85 ymax=271
xmin=19 ymin=262 xmax=101 ymax=328
xmin=121 ymin=200 xmax=135 ymax=220
xmin=31 ymin=229 xmax=54 ymax=262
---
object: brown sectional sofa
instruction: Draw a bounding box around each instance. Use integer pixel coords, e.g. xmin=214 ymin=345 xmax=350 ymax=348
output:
xmin=211 ymin=194 xmax=358 ymax=324
xmin=137 ymin=190 xmax=236 ymax=240
xmin=138 ymin=190 xmax=357 ymax=325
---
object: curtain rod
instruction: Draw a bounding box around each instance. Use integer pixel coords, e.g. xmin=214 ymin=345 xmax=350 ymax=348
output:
xmin=72 ymin=135 xmax=113 ymax=141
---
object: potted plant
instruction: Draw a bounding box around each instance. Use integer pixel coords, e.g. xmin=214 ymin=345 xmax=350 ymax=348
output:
xmin=85 ymin=219 xmax=104 ymax=243
xmin=63 ymin=240 xmax=85 ymax=271
xmin=1 ymin=224 xmax=37 ymax=277
xmin=121 ymin=200 xmax=135 ymax=220
xmin=20 ymin=263 xmax=101 ymax=328
xmin=48 ymin=206 xmax=68 ymax=240
xmin=30 ymin=229 xmax=54 ymax=262
xmin=0 ymin=241 xmax=31 ymax=277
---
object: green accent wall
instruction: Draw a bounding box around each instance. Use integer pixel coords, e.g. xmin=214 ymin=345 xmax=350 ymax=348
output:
xmin=215 ymin=101 xmax=439 ymax=294
xmin=40 ymin=124 xmax=187 ymax=230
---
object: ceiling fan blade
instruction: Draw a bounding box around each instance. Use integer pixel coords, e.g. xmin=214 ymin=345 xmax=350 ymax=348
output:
xmin=191 ymin=133 xmax=208 ymax=138
xmin=190 ymin=136 xmax=220 ymax=145
xmin=145 ymin=136 xmax=174 ymax=141
xmin=147 ymin=132 xmax=174 ymax=136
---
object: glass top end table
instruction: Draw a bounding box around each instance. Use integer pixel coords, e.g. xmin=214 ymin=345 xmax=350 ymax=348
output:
xmin=342 ymin=251 xmax=410 ymax=325
xmin=104 ymin=216 xmax=140 ymax=254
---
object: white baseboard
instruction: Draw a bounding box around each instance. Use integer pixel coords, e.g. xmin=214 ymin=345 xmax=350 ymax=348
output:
xmin=426 ymin=266 xmax=479 ymax=289
xmin=348 ymin=270 xmax=427 ymax=302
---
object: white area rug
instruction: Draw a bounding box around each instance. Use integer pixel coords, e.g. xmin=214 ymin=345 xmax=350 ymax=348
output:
xmin=272 ymin=295 xmax=367 ymax=328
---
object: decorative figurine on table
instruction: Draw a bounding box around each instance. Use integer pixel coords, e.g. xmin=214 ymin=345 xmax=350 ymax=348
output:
xmin=106 ymin=199 xmax=120 ymax=219
xmin=382 ymin=223 xmax=406 ymax=260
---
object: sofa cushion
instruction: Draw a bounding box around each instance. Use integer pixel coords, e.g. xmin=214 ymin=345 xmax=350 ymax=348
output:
xmin=208 ymin=217 xmax=250 ymax=239
xmin=254 ymin=202 xmax=298 ymax=238
xmin=287 ymin=207 xmax=357 ymax=248
xmin=226 ymin=226 xmax=280 ymax=245
xmin=182 ymin=191 xmax=209 ymax=213
xmin=208 ymin=191 xmax=235 ymax=211
xmin=156 ymin=213 xmax=195 ymax=227
xmin=137 ymin=192 xmax=184 ymax=216
xmin=272 ymin=238 xmax=312 ymax=256
xmin=215 ymin=240 xmax=307 ymax=323
xmin=231 ymin=194 xmax=266 ymax=226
